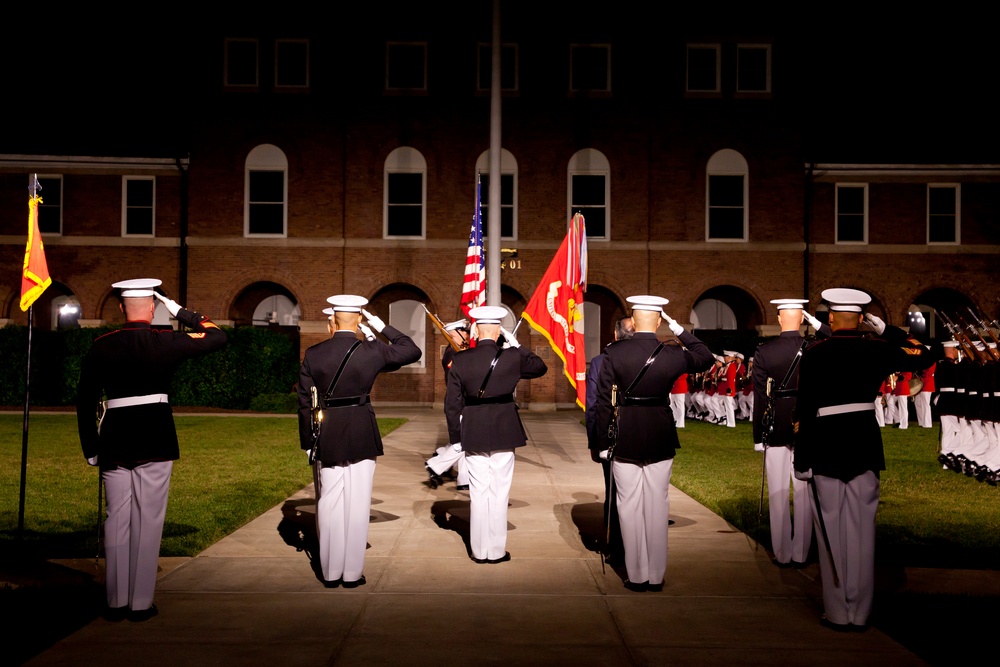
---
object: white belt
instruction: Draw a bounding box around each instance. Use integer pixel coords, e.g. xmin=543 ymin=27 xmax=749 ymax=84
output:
xmin=938 ymin=388 xmax=955 ymax=392
xmin=106 ymin=393 xmax=169 ymax=409
xmin=816 ymin=403 xmax=875 ymax=417
xmin=957 ymin=389 xmax=966 ymax=393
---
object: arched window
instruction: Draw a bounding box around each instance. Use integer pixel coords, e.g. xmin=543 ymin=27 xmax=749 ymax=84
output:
xmin=475 ymin=149 xmax=518 ymax=239
xmin=568 ymin=148 xmax=610 ymax=240
xmin=384 ymin=147 xmax=427 ymax=238
xmin=706 ymin=149 xmax=748 ymax=241
xmin=245 ymin=144 xmax=288 ymax=237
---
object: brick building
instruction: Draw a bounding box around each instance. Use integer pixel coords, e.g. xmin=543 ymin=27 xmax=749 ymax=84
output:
xmin=2 ymin=8 xmax=998 ymax=408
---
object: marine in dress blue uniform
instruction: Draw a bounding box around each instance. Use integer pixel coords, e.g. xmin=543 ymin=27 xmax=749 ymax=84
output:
xmin=444 ymin=306 xmax=547 ymax=563
xmin=77 ymin=278 xmax=227 ymax=621
xmin=591 ymin=296 xmax=714 ymax=591
xmin=298 ymin=295 xmax=421 ymax=587
xmin=794 ymin=288 xmax=941 ymax=630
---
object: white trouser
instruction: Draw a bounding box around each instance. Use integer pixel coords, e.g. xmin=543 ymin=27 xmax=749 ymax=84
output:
xmin=939 ymin=415 xmax=961 ymax=456
xmin=723 ymin=396 xmax=736 ymax=427
xmin=613 ymin=458 xmax=673 ymax=586
xmin=874 ymin=398 xmax=885 ymax=427
xmin=466 ymin=450 xmax=515 ymax=561
xmin=962 ymin=419 xmax=992 ymax=464
xmin=914 ymin=391 xmax=933 ymax=428
xmin=427 ymin=444 xmax=469 ymax=485
xmin=765 ymin=446 xmax=812 ymax=564
xmin=812 ymin=471 xmax=879 ymax=627
xmin=315 ymin=458 xmax=376 ymax=583
xmin=670 ymin=393 xmax=685 ymax=428
xmin=891 ymin=395 xmax=909 ymax=429
xmin=102 ymin=460 xmax=173 ymax=611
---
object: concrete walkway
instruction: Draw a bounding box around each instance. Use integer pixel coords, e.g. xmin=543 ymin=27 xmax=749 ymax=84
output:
xmin=24 ymin=408 xmax=932 ymax=666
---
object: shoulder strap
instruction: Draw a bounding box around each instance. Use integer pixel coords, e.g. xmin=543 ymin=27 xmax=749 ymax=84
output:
xmin=324 ymin=340 xmax=363 ymax=399
xmin=477 ymin=345 xmax=506 ymax=399
xmin=776 ymin=338 xmax=810 ymax=392
xmin=624 ymin=342 xmax=665 ymax=396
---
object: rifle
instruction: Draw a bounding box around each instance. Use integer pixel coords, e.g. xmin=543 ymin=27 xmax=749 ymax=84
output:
xmin=756 ymin=377 xmax=773 ymax=547
xmin=967 ymin=307 xmax=1000 ymax=362
xmin=422 ymin=303 xmax=463 ymax=352
xmin=937 ymin=310 xmax=986 ymax=365
xmin=308 ymin=385 xmax=323 ymax=465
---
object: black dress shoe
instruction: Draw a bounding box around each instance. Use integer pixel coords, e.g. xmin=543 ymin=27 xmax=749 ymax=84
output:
xmin=624 ymin=580 xmax=648 ymax=592
xmin=323 ymin=578 xmax=342 ymax=588
xmin=471 ymin=555 xmax=490 ymax=564
xmin=455 ymin=484 xmax=470 ymax=491
xmin=647 ymin=582 xmax=664 ymax=592
xmin=426 ymin=467 xmax=443 ymax=488
xmin=342 ymin=576 xmax=366 ymax=588
xmin=772 ymin=558 xmax=793 ymax=569
xmin=103 ymin=606 xmax=128 ymax=622
xmin=129 ymin=604 xmax=158 ymax=622
xmin=819 ymin=615 xmax=851 ymax=632
xmin=488 ymin=552 xmax=511 ymax=564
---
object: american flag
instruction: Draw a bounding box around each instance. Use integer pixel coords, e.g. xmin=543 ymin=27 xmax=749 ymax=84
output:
xmin=460 ymin=176 xmax=486 ymax=318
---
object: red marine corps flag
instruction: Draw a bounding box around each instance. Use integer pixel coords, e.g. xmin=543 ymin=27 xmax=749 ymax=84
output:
xmin=20 ymin=188 xmax=52 ymax=311
xmin=523 ymin=213 xmax=588 ymax=409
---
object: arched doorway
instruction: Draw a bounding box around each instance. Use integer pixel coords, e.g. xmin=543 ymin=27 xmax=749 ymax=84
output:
xmin=910 ymin=288 xmax=977 ymax=342
xmin=690 ymin=286 xmax=762 ymax=355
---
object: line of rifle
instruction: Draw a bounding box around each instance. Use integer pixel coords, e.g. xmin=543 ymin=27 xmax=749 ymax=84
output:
xmin=965 ymin=307 xmax=1000 ymax=362
xmin=937 ymin=310 xmax=991 ymax=365
xmin=422 ymin=303 xmax=463 ymax=352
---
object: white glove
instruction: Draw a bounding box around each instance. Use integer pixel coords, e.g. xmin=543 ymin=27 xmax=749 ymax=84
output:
xmin=358 ymin=323 xmax=376 ymax=341
xmin=598 ymin=449 xmax=610 ymax=460
xmin=154 ymin=292 xmax=182 ymax=317
xmin=865 ymin=313 xmax=886 ymax=335
xmin=794 ymin=468 xmax=813 ymax=481
xmin=361 ymin=309 xmax=385 ymax=333
xmin=661 ymin=311 xmax=685 ymax=336
xmin=86 ymin=455 xmax=99 ymax=466
xmin=754 ymin=443 xmax=765 ymax=453
xmin=451 ymin=443 xmax=463 ymax=452
xmin=803 ymin=312 xmax=822 ymax=331
xmin=500 ymin=327 xmax=520 ymax=348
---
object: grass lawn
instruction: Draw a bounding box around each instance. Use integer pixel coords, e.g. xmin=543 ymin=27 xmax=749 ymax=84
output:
xmin=1 ymin=414 xmax=406 ymax=559
xmin=672 ymin=420 xmax=1000 ymax=569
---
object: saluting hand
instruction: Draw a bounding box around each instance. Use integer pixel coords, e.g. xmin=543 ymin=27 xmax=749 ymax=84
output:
xmin=154 ymin=292 xmax=182 ymax=317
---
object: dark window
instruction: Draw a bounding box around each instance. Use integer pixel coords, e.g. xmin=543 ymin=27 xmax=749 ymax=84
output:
xmin=387 ymin=172 xmax=423 ymax=236
xmin=248 ymin=171 xmax=285 ymax=235
xmin=225 ymin=39 xmax=258 ymax=87
xmin=480 ymin=173 xmax=515 ymax=238
xmin=37 ymin=176 xmax=62 ymax=234
xmin=687 ymin=45 xmax=719 ymax=92
xmin=477 ymin=43 xmax=517 ymax=91
xmin=387 ymin=43 xmax=427 ymax=90
xmin=737 ymin=46 xmax=769 ymax=92
xmin=276 ymin=40 xmax=309 ymax=88
xmin=125 ymin=178 xmax=154 ymax=235
xmin=837 ymin=186 xmax=866 ymax=243
xmin=928 ymin=186 xmax=957 ymax=243
xmin=572 ymin=174 xmax=607 ymax=238
xmin=708 ymin=175 xmax=745 ymax=239
xmin=570 ymin=45 xmax=610 ymax=92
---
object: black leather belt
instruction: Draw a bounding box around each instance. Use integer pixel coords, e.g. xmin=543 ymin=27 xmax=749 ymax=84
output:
xmin=464 ymin=394 xmax=514 ymax=406
xmin=773 ymin=388 xmax=797 ymax=398
xmin=323 ymin=394 xmax=369 ymax=408
xmin=619 ymin=396 xmax=669 ymax=407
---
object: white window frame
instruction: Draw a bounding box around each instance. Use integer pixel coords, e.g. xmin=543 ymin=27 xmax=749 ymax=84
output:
xmin=475 ymin=149 xmax=518 ymax=240
xmin=736 ymin=43 xmax=771 ymax=94
xmin=384 ymin=147 xmax=427 ymax=239
xmin=274 ymin=38 xmax=310 ymax=90
xmin=705 ymin=149 xmax=749 ymax=242
xmin=686 ymin=43 xmax=721 ymax=94
xmin=121 ymin=176 xmax=156 ymax=237
xmin=476 ymin=42 xmax=519 ymax=93
xmin=835 ymin=183 xmax=868 ymax=245
xmin=567 ymin=148 xmax=611 ymax=241
xmin=385 ymin=41 xmax=428 ymax=92
xmin=33 ymin=174 xmax=63 ymax=235
xmin=927 ymin=183 xmax=961 ymax=245
xmin=244 ymin=144 xmax=289 ymax=238
xmin=224 ymin=37 xmax=259 ymax=89
xmin=569 ymin=43 xmax=611 ymax=94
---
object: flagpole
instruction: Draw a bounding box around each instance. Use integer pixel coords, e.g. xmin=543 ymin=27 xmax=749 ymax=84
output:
xmin=486 ymin=0 xmax=502 ymax=306
xmin=17 ymin=304 xmax=34 ymax=539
